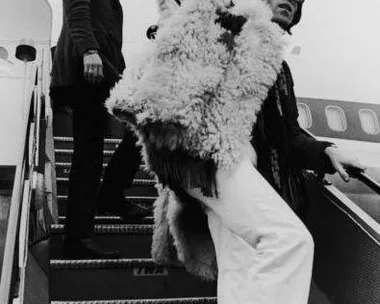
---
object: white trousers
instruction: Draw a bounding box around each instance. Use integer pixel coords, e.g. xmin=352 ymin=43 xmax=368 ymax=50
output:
xmin=187 ymin=145 xmax=314 ymax=304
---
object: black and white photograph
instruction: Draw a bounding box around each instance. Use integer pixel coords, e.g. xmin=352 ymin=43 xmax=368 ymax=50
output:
xmin=0 ymin=1 xmax=379 ymax=303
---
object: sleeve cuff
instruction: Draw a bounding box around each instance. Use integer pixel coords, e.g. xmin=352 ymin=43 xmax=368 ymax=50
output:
xmin=78 ymin=41 xmax=100 ymax=57
xmin=319 ymin=141 xmax=336 ymax=174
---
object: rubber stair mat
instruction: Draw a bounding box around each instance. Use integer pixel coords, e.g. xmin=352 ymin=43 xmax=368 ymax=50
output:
xmin=50 ymin=224 xmax=153 ymax=259
xmin=50 ymin=297 xmax=217 ymax=304
xmin=50 ymin=259 xmax=216 ymax=301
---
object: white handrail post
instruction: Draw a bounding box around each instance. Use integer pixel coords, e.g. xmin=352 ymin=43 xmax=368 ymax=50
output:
xmin=16 ymin=39 xmax=36 ymax=120
xmin=0 ymin=39 xmax=37 ymax=304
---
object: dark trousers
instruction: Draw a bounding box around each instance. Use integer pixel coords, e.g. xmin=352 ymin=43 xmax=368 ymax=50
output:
xmin=60 ymin=85 xmax=141 ymax=240
xmin=100 ymin=129 xmax=141 ymax=199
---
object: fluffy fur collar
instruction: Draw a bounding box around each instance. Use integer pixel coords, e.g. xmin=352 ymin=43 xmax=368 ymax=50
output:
xmin=107 ymin=0 xmax=285 ymax=169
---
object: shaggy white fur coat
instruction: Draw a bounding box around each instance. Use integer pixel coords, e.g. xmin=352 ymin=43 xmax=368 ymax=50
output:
xmin=106 ymin=0 xmax=286 ymax=280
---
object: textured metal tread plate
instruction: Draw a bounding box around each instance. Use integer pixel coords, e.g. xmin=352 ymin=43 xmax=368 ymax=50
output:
xmin=51 ymin=224 xmax=153 ymax=234
xmin=54 ymin=137 xmax=122 ymax=145
xmin=55 ymin=149 xmax=116 ymax=157
xmin=58 ymin=195 xmax=157 ymax=202
xmin=58 ymin=216 xmax=154 ymax=225
xmin=51 ymin=298 xmax=217 ymax=304
xmin=50 ymin=259 xmax=183 ymax=270
xmin=56 ymin=162 xmax=147 ymax=172
xmin=56 ymin=177 xmax=155 ymax=186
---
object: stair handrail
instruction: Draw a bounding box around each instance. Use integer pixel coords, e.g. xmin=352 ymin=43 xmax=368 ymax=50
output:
xmin=301 ymin=128 xmax=380 ymax=195
xmin=0 ymin=72 xmax=36 ymax=304
xmin=0 ymin=42 xmax=49 ymax=303
xmin=346 ymin=167 xmax=380 ymax=196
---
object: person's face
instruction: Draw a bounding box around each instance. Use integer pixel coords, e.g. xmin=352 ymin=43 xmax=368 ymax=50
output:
xmin=265 ymin=0 xmax=302 ymax=30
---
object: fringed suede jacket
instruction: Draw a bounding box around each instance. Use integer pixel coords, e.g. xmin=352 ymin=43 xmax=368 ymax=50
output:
xmin=106 ymin=0 xmax=306 ymax=280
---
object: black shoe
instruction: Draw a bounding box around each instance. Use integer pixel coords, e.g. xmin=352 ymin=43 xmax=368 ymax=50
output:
xmin=63 ymin=238 xmax=121 ymax=259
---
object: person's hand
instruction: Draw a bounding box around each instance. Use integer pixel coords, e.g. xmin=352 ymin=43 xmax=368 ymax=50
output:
xmin=83 ymin=50 xmax=103 ymax=84
xmin=325 ymin=145 xmax=366 ymax=182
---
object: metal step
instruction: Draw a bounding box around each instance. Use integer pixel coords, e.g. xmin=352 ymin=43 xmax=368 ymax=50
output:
xmin=50 ymin=259 xmax=216 ymax=301
xmin=55 ymin=149 xmax=119 ymax=164
xmin=51 ymin=298 xmax=217 ymax=304
xmin=54 ymin=137 xmax=122 ymax=151
xmin=58 ymin=216 xmax=154 ymax=225
xmin=50 ymin=224 xmax=153 ymax=260
xmin=56 ymin=177 xmax=158 ymax=197
xmin=52 ymin=111 xmax=125 ymax=139
xmin=55 ymin=162 xmax=152 ymax=180
xmin=55 ymin=136 xmax=122 ymax=144
xmin=57 ymin=177 xmax=155 ymax=186
xmin=52 ymin=224 xmax=153 ymax=234
xmin=57 ymin=196 xmax=157 ymax=217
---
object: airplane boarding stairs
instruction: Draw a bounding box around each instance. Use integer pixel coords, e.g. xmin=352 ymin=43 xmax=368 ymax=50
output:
xmin=49 ymin=112 xmax=380 ymax=304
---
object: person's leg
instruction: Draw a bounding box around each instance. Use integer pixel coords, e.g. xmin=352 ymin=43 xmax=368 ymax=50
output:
xmin=65 ymin=87 xmax=106 ymax=239
xmin=187 ymin=145 xmax=314 ymax=304
xmin=98 ymin=128 xmax=140 ymax=201
xmin=64 ymin=86 xmax=119 ymax=258
xmin=97 ymin=128 xmax=150 ymax=219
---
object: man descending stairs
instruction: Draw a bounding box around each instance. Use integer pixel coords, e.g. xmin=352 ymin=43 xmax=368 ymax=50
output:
xmin=49 ymin=134 xmax=217 ymax=303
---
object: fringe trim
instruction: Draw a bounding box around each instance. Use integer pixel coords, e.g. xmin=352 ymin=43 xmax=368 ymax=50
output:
xmin=152 ymin=185 xmax=217 ymax=281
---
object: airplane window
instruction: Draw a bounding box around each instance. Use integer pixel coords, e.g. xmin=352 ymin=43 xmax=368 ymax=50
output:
xmin=325 ymin=106 xmax=347 ymax=132
xmin=296 ymin=102 xmax=312 ymax=129
xmin=359 ymin=109 xmax=380 ymax=135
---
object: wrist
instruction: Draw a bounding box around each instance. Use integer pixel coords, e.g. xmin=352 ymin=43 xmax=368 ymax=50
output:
xmin=325 ymin=144 xmax=338 ymax=155
xmin=84 ymin=49 xmax=99 ymax=56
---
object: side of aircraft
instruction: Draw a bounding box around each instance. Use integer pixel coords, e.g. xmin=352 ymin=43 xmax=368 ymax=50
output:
xmin=298 ymin=98 xmax=380 ymax=144
xmin=297 ymin=97 xmax=380 ymax=170
xmin=297 ymin=98 xmax=380 ymax=223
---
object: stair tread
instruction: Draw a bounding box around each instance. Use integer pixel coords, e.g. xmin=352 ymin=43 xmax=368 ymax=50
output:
xmin=57 ymin=177 xmax=155 ymax=186
xmin=52 ymin=133 xmax=215 ymax=302
xmin=58 ymin=216 xmax=154 ymax=225
xmin=56 ymin=162 xmax=147 ymax=171
xmin=56 ymin=149 xmax=116 ymax=156
xmin=58 ymin=195 xmax=157 ymax=201
xmin=51 ymin=297 xmax=217 ymax=304
xmin=50 ymin=258 xmax=182 ymax=269
xmin=52 ymin=224 xmax=153 ymax=234
xmin=55 ymin=137 xmax=122 ymax=144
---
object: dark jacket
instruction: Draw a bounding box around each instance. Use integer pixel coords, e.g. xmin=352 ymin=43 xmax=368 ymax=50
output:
xmin=50 ymin=0 xmax=125 ymax=89
xmin=252 ymin=62 xmax=334 ymax=212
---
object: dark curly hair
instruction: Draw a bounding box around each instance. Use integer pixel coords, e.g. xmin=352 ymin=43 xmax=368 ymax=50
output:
xmin=287 ymin=2 xmax=303 ymax=33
